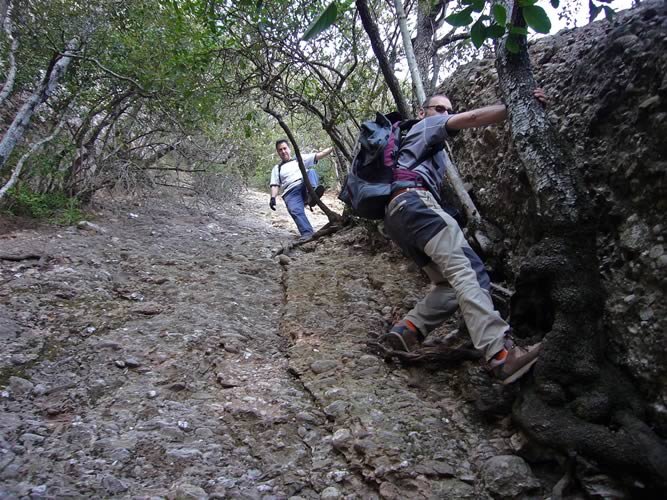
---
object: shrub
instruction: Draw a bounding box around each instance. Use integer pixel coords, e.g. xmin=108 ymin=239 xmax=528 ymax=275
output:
xmin=3 ymin=186 xmax=84 ymax=225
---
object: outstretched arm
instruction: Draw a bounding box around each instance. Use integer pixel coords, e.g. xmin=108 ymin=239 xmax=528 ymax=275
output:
xmin=446 ymin=104 xmax=507 ymax=131
xmin=315 ymin=147 xmax=334 ymax=161
xmin=446 ymin=88 xmax=546 ymax=132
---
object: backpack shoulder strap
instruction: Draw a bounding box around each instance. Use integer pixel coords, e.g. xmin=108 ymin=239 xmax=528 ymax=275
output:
xmin=393 ymin=119 xmax=431 ymax=170
xmin=277 ymin=158 xmax=291 ymax=185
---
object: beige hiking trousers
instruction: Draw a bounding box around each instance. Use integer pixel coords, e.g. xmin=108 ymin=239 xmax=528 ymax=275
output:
xmin=385 ymin=189 xmax=508 ymax=360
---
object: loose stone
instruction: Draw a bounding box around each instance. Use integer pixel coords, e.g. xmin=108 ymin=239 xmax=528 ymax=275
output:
xmin=8 ymin=376 xmax=34 ymax=396
xmin=320 ymin=486 xmax=341 ymax=499
xmin=310 ymin=360 xmax=338 ymax=374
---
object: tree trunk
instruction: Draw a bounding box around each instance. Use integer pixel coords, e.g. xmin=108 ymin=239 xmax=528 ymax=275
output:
xmin=356 ymin=0 xmax=411 ymax=118
xmin=0 ymin=0 xmax=18 ymax=108
xmin=393 ymin=0 xmax=426 ymax=105
xmin=0 ymin=38 xmax=78 ymax=170
xmin=495 ymin=0 xmax=667 ymax=491
xmin=413 ymin=0 xmax=439 ymax=97
xmin=66 ymin=92 xmax=133 ymax=195
xmin=0 ymin=118 xmax=66 ymax=200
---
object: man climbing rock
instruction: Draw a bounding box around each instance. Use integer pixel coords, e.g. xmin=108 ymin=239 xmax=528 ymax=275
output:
xmin=380 ymin=89 xmax=546 ymax=384
xmin=269 ymin=139 xmax=333 ymax=239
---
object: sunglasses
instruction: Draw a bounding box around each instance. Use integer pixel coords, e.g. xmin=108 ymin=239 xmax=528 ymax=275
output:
xmin=424 ymin=105 xmax=453 ymax=114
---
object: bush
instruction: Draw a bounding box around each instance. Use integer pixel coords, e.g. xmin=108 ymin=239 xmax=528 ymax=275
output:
xmin=3 ymin=186 xmax=84 ymax=225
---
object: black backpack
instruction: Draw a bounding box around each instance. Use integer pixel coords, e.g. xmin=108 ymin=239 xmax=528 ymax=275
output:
xmin=338 ymin=112 xmax=419 ymax=220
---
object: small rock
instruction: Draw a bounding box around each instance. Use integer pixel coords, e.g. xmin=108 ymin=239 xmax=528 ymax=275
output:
xmin=132 ymin=303 xmax=162 ymax=316
xmin=612 ymin=34 xmax=640 ymax=51
xmin=649 ymin=244 xmax=664 ymax=259
xmin=623 ymin=294 xmax=637 ymax=304
xmin=124 ymin=357 xmax=142 ymax=368
xmin=114 ymin=360 xmax=126 ymax=369
xmin=579 ymin=472 xmax=628 ymax=499
xmin=146 ymin=390 xmax=158 ymax=399
xmin=178 ymin=421 xmax=192 ymax=432
xmin=102 ymin=475 xmax=128 ymax=495
xmin=216 ymin=374 xmax=239 ymax=388
xmin=310 ymin=360 xmax=338 ymax=374
xmin=77 ymin=221 xmax=107 ymax=233
xmin=320 ymin=486 xmax=341 ymax=499
xmin=109 ymin=448 xmax=132 ymax=462
xmin=639 ymin=308 xmax=654 ymax=321
xmin=10 ymin=354 xmax=31 ymax=365
xmin=324 ymin=400 xmax=348 ymax=419
xmin=8 ymin=376 xmax=34 ymax=396
xmin=31 ymin=384 xmax=48 ymax=397
xmin=172 ymin=483 xmax=208 ymax=499
xmin=482 ymin=455 xmax=540 ymax=498
xmin=31 ymin=484 xmax=48 ymax=496
xmin=638 ymin=95 xmax=660 ymax=111
xmin=128 ymin=212 xmax=139 ymax=219
xmin=278 ymin=255 xmax=291 ymax=266
xmin=357 ymin=355 xmax=379 ymax=367
xmin=166 ymin=448 xmax=203 ymax=460
xmin=195 ymin=427 xmax=214 ymax=439
xmin=223 ymin=343 xmax=240 ymax=354
xmin=620 ymin=221 xmax=649 ymax=253
xmin=20 ymin=433 xmax=45 ymax=446
xmin=414 ymin=460 xmax=455 ymax=477
xmin=96 ymin=341 xmax=121 ymax=350
xmin=331 ymin=429 xmax=352 ymax=449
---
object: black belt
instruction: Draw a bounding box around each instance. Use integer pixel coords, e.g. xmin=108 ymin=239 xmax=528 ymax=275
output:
xmin=389 ymin=186 xmax=428 ymax=202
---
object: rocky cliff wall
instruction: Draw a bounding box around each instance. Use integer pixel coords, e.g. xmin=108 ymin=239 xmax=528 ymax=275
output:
xmin=443 ymin=1 xmax=666 ymax=433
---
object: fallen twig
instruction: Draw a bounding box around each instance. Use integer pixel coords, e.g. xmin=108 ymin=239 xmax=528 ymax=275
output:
xmin=367 ymin=340 xmax=482 ymax=364
xmin=273 ymin=221 xmax=348 ymax=257
xmin=0 ymin=253 xmax=41 ymax=261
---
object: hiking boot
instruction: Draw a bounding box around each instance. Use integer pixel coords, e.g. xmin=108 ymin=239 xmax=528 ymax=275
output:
xmin=488 ymin=337 xmax=542 ymax=384
xmin=308 ymin=185 xmax=326 ymax=207
xmin=379 ymin=320 xmax=423 ymax=353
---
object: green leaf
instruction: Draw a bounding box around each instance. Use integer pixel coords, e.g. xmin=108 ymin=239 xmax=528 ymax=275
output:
xmin=518 ymin=0 xmax=539 ymax=6
xmin=470 ymin=19 xmax=486 ymax=48
xmin=492 ymin=4 xmax=507 ymax=26
xmin=340 ymin=0 xmax=355 ymax=10
xmin=550 ymin=0 xmax=560 ymax=8
xmin=445 ymin=6 xmax=474 ymax=27
xmin=487 ymin=23 xmax=506 ymax=38
xmin=471 ymin=0 xmax=486 ymax=13
xmin=506 ymin=35 xmax=520 ymax=53
xmin=509 ymin=25 xmax=528 ymax=35
xmin=589 ymin=4 xmax=602 ymax=21
xmin=603 ymin=6 xmax=615 ymax=21
xmin=522 ymin=5 xmax=551 ymax=34
xmin=302 ymin=1 xmax=338 ymax=41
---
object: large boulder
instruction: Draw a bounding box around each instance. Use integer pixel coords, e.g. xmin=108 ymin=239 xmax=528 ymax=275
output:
xmin=442 ymin=1 xmax=666 ymax=434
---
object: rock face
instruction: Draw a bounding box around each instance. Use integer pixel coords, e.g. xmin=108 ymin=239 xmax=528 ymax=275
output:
xmin=443 ymin=1 xmax=666 ymax=433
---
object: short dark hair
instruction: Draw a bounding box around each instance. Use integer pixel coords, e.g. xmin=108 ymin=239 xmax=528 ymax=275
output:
xmin=422 ymin=94 xmax=449 ymax=108
xmin=275 ymin=139 xmax=289 ymax=149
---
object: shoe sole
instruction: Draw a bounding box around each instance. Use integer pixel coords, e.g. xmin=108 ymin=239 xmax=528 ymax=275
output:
xmin=378 ymin=332 xmax=414 ymax=353
xmin=501 ymin=357 xmax=539 ymax=385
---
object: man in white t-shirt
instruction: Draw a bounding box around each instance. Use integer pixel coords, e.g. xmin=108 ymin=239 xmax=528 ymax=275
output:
xmin=269 ymin=139 xmax=333 ymax=238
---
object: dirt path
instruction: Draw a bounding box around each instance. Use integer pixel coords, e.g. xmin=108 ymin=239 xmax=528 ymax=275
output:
xmin=0 ymin=190 xmax=545 ymax=499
